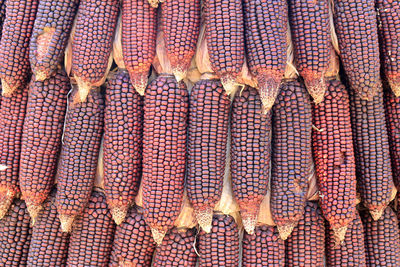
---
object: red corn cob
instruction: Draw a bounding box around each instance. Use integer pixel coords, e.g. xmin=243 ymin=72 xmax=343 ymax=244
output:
xmin=333 ymin=0 xmax=381 ymax=100
xmin=349 ymin=85 xmax=393 ymax=220
xmin=312 ymin=78 xmax=356 ymax=241
xmin=152 ymin=227 xmax=197 ymax=267
xmin=242 ymin=0 xmax=287 ymax=111
xmin=242 ymin=225 xmax=285 ymax=267
xmin=285 ymin=201 xmax=325 ymax=267
xmin=0 ymin=0 xmax=6 ymax=41
xmin=204 ymin=0 xmax=245 ymax=95
xmin=104 ymin=69 xmax=143 ymax=225
xmin=161 ymin=0 xmax=200 ymax=81
xmin=361 ymin=206 xmax=400 ymax=266
xmin=0 ymin=199 xmax=32 ymax=266
xmin=122 ymin=0 xmax=157 ymax=95
xmin=56 ymin=88 xmax=104 ymax=232
xmin=230 ymin=86 xmax=271 ymax=234
xmin=67 ymin=190 xmax=116 ymax=267
xmin=198 ymin=214 xmax=240 ymax=267
xmin=142 ymin=75 xmax=188 ymax=244
xmin=0 ymin=85 xmax=29 ymax=219
xmin=19 ymin=68 xmax=70 ymax=220
xmin=377 ymin=0 xmax=400 ymax=96
xmin=187 ymin=79 xmax=230 ymax=232
xmin=270 ymin=79 xmax=312 ymax=240
xmin=29 ymin=0 xmax=79 ymax=81
xmin=0 ymin=0 xmax=38 ymax=96
xmin=71 ymin=0 xmax=119 ymax=102
xmin=109 ymin=206 xmax=156 ymax=267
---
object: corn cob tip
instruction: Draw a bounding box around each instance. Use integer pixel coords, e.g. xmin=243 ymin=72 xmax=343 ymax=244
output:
xmin=74 ymin=75 xmax=92 ymax=103
xmin=129 ymin=73 xmax=147 ymax=96
xmin=148 ymin=0 xmax=159 ymax=8
xmin=304 ymin=77 xmax=326 ymax=105
xmin=25 ymin=201 xmax=42 ymax=223
xmin=59 ymin=214 xmax=75 ymax=233
xmin=1 ymin=79 xmax=16 ymax=97
xmin=111 ymin=206 xmax=128 ymax=225
xmin=0 ymin=190 xmax=14 ymax=220
xmin=332 ymin=225 xmax=348 ymax=244
xmin=241 ymin=212 xmax=258 ymax=235
xmin=172 ymin=68 xmax=187 ymax=83
xmin=257 ymin=76 xmax=281 ymax=113
xmin=195 ymin=207 xmax=213 ymax=233
xmin=388 ymin=80 xmax=400 ymax=97
xmin=150 ymin=227 xmax=167 ymax=245
xmin=369 ymin=208 xmax=385 ymax=221
xmin=277 ymin=222 xmax=296 ymax=240
xmin=34 ymin=69 xmax=49 ymax=82
xmin=220 ymin=75 xmax=238 ymax=96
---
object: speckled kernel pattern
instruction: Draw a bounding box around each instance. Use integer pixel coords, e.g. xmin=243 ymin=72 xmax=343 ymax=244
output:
xmin=325 ymin=211 xmax=367 ymax=267
xmin=312 ymin=79 xmax=356 ymax=231
xmin=0 ymin=0 xmax=6 ymax=41
xmin=242 ymin=225 xmax=285 ymax=267
xmin=0 ymin=199 xmax=32 ymax=267
xmin=153 ymin=228 xmax=197 ymax=267
xmin=333 ymin=0 xmax=381 ymax=100
xmin=198 ymin=214 xmax=240 ymax=267
xmin=285 ymin=201 xmax=325 ymax=267
xmin=67 ymin=191 xmax=116 ymax=267
xmin=361 ymin=207 xmax=400 ymax=266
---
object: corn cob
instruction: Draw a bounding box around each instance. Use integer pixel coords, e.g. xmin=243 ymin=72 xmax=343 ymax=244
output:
xmin=0 ymin=0 xmax=37 ymax=96
xmin=71 ymin=0 xmax=118 ymax=102
xmin=242 ymin=225 xmax=285 ymax=267
xmin=160 ymin=0 xmax=200 ymax=81
xmin=332 ymin=0 xmax=381 ymax=100
xmin=29 ymin=0 xmax=79 ymax=81
xmin=198 ymin=214 xmax=240 ymax=267
xmin=19 ymin=68 xmax=70 ymax=221
xmin=242 ymin=0 xmax=287 ymax=111
xmin=285 ymin=201 xmax=325 ymax=267
xmin=270 ymin=80 xmax=312 ymax=240
xmin=27 ymin=190 xmax=70 ymax=266
xmin=143 ymin=75 xmax=188 ymax=244
xmin=0 ymin=0 xmax=6 ymax=41
xmin=349 ymin=85 xmax=393 ymax=220
xmin=67 ymin=190 xmax=115 ymax=266
xmin=0 ymin=85 xmax=29 ymax=219
xmin=187 ymin=79 xmax=229 ymax=232
xmin=104 ymin=69 xmax=143 ymax=225
xmin=152 ymin=227 xmax=197 ymax=267
xmin=361 ymin=206 xmax=400 ymax=266
xmin=0 ymin=199 xmax=32 ymax=266
xmin=56 ymin=88 xmax=104 ymax=232
xmin=325 ymin=210 xmax=366 ymax=267
xmin=312 ymin=78 xmax=356 ymax=241
xmin=109 ymin=206 xmax=156 ymax=267
xmin=122 ymin=0 xmax=157 ymax=95
xmin=230 ymin=86 xmax=271 ymax=234
xmin=204 ymin=0 xmax=245 ymax=95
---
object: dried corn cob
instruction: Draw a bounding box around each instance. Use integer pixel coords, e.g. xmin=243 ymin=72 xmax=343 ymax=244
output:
xmin=71 ymin=0 xmax=118 ymax=102
xmin=325 ymin=210 xmax=366 ymax=267
xmin=0 ymin=0 xmax=37 ymax=96
xmin=0 ymin=199 xmax=32 ymax=266
xmin=19 ymin=68 xmax=70 ymax=220
xmin=104 ymin=69 xmax=143 ymax=225
xmin=204 ymin=0 xmax=245 ymax=95
xmin=143 ymin=75 xmax=188 ymax=244
xmin=230 ymin=86 xmax=271 ymax=234
xmin=109 ymin=206 xmax=156 ymax=267
xmin=161 ymin=0 xmax=200 ymax=81
xmin=152 ymin=227 xmax=197 ymax=267
xmin=0 ymin=85 xmax=29 ymax=219
xmin=198 ymin=214 xmax=240 ymax=267
xmin=242 ymin=225 xmax=285 ymax=267
xmin=0 ymin=0 xmax=6 ymax=41
xmin=333 ymin=0 xmax=381 ymax=100
xmin=27 ymin=190 xmax=70 ymax=266
xmin=361 ymin=206 xmax=400 ymax=266
xmin=270 ymin=80 xmax=312 ymax=240
xmin=29 ymin=0 xmax=79 ymax=81
xmin=56 ymin=88 xmax=104 ymax=232
xmin=187 ymin=79 xmax=229 ymax=232
xmin=242 ymin=0 xmax=287 ymax=111
xmin=349 ymin=85 xmax=393 ymax=220
xmin=312 ymin=78 xmax=356 ymax=241
xmin=67 ymin=190 xmax=115 ymax=266
xmin=122 ymin=0 xmax=157 ymax=95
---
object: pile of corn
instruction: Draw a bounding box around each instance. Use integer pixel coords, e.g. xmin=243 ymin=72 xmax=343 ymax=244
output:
xmin=0 ymin=0 xmax=399 ymax=266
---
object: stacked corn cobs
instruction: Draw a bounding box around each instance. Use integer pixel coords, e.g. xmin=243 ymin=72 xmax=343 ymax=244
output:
xmin=0 ymin=0 xmax=399 ymax=265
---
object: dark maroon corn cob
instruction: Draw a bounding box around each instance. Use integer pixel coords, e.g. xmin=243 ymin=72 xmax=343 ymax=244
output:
xmin=19 ymin=68 xmax=70 ymax=221
xmin=56 ymin=88 xmax=104 ymax=232
xmin=242 ymin=225 xmax=285 ymax=267
xmin=187 ymin=79 xmax=230 ymax=232
xmin=0 ymin=0 xmax=6 ymax=41
xmin=104 ymin=69 xmax=143 ymax=225
xmin=230 ymin=86 xmax=271 ymax=234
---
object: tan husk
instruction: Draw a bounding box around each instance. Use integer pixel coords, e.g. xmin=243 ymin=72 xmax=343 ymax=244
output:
xmin=195 ymin=22 xmax=214 ymax=75
xmin=64 ymin=16 xmax=77 ymax=79
xmin=112 ymin=14 xmax=125 ymax=70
